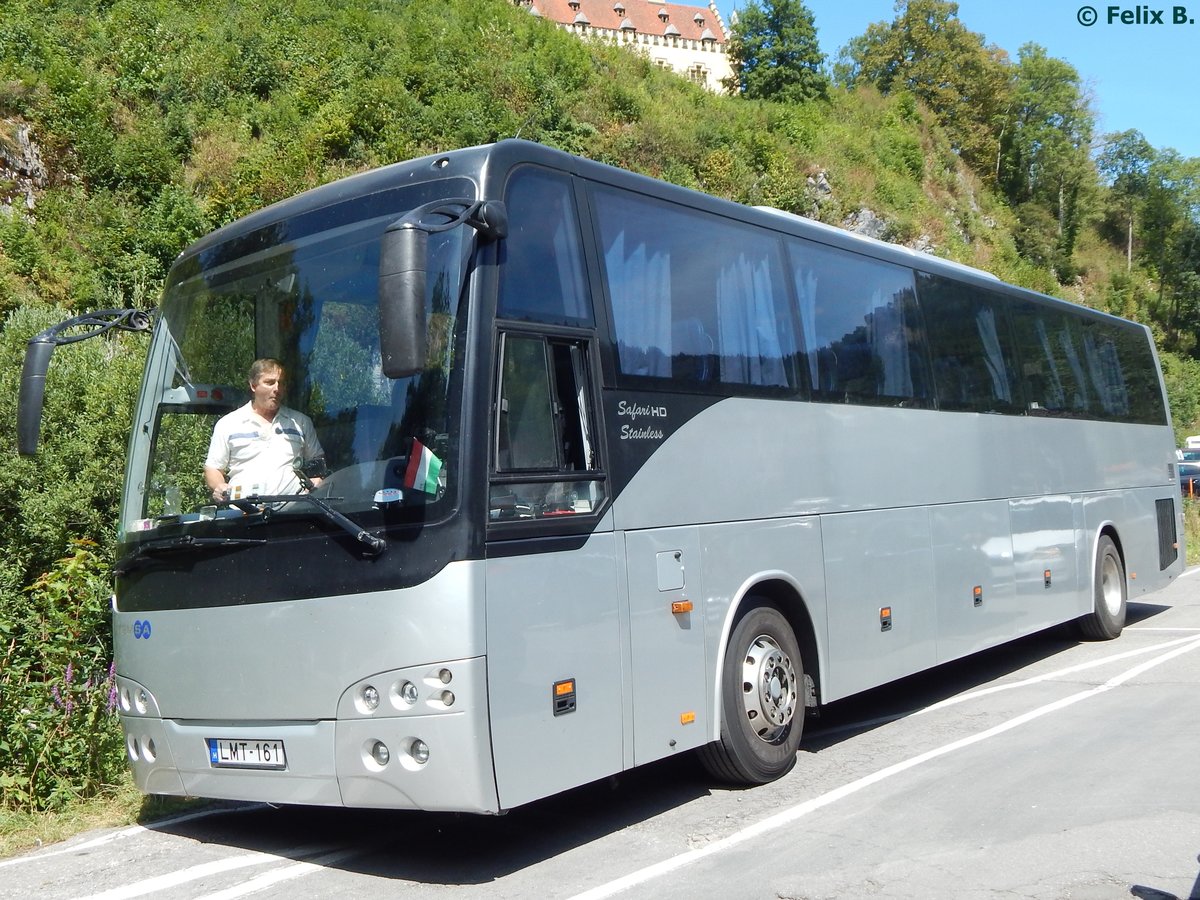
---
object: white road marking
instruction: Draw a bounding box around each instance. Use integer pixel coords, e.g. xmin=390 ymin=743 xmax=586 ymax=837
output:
xmin=78 ymin=844 xmax=330 ymax=900
xmin=568 ymin=634 xmax=1200 ymax=900
xmin=916 ymin=632 xmax=1200 ymax=714
xmin=0 ymin=804 xmax=266 ymax=871
xmin=195 ymin=846 xmax=367 ymax=900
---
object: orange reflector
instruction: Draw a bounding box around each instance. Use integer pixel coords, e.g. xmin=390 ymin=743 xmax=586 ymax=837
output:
xmin=880 ymin=606 xmax=891 ymax=618
xmin=973 ymin=586 xmax=982 ymax=597
xmin=680 ymin=711 xmax=696 ymax=725
xmin=555 ymin=680 xmax=575 ymax=697
xmin=671 ymin=600 xmax=694 ymax=614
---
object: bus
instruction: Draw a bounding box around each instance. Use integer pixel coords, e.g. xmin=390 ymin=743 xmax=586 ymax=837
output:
xmin=19 ymin=139 xmax=1185 ymax=813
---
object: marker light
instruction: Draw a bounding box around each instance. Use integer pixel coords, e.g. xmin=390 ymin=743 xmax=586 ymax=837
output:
xmin=371 ymin=741 xmax=390 ymax=767
xmin=360 ymin=685 xmax=380 ymax=712
xmin=411 ymin=739 xmax=430 ymax=765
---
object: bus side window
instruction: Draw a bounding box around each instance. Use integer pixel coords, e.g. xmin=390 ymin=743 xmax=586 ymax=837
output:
xmin=789 ymin=240 xmax=931 ymax=408
xmin=492 ymin=333 xmax=605 ymax=521
xmin=918 ymin=274 xmax=1023 ymax=414
xmin=498 ymin=168 xmax=593 ymax=327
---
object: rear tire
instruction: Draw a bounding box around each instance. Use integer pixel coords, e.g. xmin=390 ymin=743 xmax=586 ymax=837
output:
xmin=1078 ymin=535 xmax=1126 ymax=641
xmin=699 ymin=603 xmax=803 ymax=784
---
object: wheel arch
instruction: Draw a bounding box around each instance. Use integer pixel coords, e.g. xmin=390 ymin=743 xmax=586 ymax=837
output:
xmin=710 ymin=572 xmax=822 ymax=742
xmin=1091 ymin=520 xmax=1126 ymax=595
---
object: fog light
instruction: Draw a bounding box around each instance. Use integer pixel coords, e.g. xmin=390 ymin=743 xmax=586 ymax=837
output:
xmin=438 ymin=668 xmax=452 ymax=684
xmin=440 ymin=691 xmax=455 ymax=707
xmin=136 ymin=690 xmax=149 ymax=715
xmin=411 ymin=739 xmax=430 ymax=765
xmin=399 ymin=681 xmax=418 ymax=704
xmin=360 ymin=685 xmax=380 ymax=712
xmin=371 ymin=740 xmax=390 ymax=767
xmin=141 ymin=736 xmax=157 ymax=763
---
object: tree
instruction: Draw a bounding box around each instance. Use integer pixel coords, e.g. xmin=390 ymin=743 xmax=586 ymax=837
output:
xmin=997 ymin=43 xmax=1095 ymax=268
xmin=1097 ymin=129 xmax=1155 ymax=271
xmin=836 ymin=0 xmax=1010 ymax=173
xmin=725 ymin=0 xmax=827 ymax=103
xmin=1140 ymin=151 xmax=1200 ymax=351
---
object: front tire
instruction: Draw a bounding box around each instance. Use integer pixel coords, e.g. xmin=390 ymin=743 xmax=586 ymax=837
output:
xmin=1078 ymin=535 xmax=1126 ymax=641
xmin=699 ymin=603 xmax=804 ymax=784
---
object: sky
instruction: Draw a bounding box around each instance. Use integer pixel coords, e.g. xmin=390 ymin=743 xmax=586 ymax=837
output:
xmin=710 ymin=0 xmax=1200 ymax=159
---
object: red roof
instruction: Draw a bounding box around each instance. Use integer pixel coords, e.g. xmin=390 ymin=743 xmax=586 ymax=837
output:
xmin=531 ymin=0 xmax=726 ymax=42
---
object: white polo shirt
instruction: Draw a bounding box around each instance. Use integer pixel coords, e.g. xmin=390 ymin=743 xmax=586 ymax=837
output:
xmin=205 ymin=403 xmax=324 ymax=498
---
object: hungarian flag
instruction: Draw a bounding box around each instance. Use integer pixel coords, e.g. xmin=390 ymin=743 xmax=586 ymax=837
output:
xmin=404 ymin=439 xmax=442 ymax=494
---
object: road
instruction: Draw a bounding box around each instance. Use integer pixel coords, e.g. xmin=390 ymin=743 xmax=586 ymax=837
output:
xmin=4 ymin=573 xmax=1200 ymax=900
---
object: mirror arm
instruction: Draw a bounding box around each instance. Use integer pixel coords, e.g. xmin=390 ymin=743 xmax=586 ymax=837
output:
xmin=17 ymin=308 xmax=154 ymax=455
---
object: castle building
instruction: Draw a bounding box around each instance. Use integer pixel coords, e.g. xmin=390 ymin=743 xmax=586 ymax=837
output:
xmin=517 ymin=0 xmax=733 ymax=94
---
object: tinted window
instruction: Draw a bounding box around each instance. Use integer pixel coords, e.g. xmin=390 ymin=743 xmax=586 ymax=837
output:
xmin=498 ymin=168 xmax=592 ymax=326
xmin=788 ymin=240 xmax=931 ymax=407
xmin=1080 ymin=317 xmax=1166 ymax=424
xmin=1009 ymin=301 xmax=1090 ymax=417
xmin=918 ymin=274 xmax=1023 ymax=414
xmin=593 ymin=186 xmax=797 ymax=391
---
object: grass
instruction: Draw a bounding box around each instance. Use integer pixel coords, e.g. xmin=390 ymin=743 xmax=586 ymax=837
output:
xmin=0 ymin=777 xmax=208 ymax=859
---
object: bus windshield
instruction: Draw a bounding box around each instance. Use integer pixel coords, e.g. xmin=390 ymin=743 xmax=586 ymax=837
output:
xmin=123 ymin=180 xmax=474 ymax=540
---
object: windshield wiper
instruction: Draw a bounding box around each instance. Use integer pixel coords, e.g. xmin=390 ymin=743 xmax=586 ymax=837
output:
xmin=115 ymin=534 xmax=267 ymax=576
xmin=225 ymin=494 xmax=387 ymax=556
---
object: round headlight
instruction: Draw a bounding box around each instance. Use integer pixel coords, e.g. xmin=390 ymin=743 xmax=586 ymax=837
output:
xmin=411 ymin=739 xmax=430 ymax=765
xmin=399 ymin=681 xmax=418 ymax=704
xmin=371 ymin=740 xmax=390 ymax=767
xmin=360 ymin=685 xmax=380 ymax=712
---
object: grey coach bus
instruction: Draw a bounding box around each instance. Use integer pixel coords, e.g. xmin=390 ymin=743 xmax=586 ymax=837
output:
xmin=19 ymin=139 xmax=1185 ymax=812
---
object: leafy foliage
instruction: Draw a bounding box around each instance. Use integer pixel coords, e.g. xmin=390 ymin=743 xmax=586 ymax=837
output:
xmin=0 ymin=541 xmax=124 ymax=811
xmin=725 ymin=0 xmax=828 ymax=103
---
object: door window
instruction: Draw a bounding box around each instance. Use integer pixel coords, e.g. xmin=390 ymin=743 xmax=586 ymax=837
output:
xmin=491 ymin=333 xmax=605 ymax=522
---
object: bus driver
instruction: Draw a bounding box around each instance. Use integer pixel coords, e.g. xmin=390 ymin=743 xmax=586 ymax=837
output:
xmin=204 ymin=358 xmax=324 ymax=502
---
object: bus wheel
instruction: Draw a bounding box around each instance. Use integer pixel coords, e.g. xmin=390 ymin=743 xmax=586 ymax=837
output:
xmin=1079 ymin=535 xmax=1127 ymax=641
xmin=699 ymin=603 xmax=803 ymax=784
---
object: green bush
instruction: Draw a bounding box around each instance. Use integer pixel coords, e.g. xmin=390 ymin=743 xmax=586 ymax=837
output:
xmin=0 ymin=542 xmax=124 ymax=811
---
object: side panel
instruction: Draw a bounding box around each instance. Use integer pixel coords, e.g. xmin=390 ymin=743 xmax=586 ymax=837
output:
xmin=699 ymin=517 xmax=827 ymax=728
xmin=1083 ymin=488 xmax=1176 ymax=599
xmin=1010 ymin=494 xmax=1083 ymax=629
xmin=625 ymin=528 xmax=709 ymax=763
xmin=930 ymin=501 xmax=1016 ymax=663
xmin=485 ymin=532 xmax=623 ymax=810
xmin=822 ymin=508 xmax=937 ymax=702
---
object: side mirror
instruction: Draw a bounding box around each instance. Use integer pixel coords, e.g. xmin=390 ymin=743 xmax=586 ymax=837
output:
xmin=17 ymin=339 xmax=55 ymax=456
xmin=377 ymin=200 xmax=506 ymax=380
xmin=15 ymin=308 xmax=153 ymax=455
xmin=378 ymin=223 xmax=427 ymax=379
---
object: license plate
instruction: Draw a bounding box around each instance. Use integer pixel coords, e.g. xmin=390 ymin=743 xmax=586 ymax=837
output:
xmin=207 ymin=738 xmax=287 ymax=770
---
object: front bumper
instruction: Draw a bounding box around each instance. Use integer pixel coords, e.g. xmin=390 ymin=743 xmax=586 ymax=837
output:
xmin=118 ymin=655 xmax=499 ymax=813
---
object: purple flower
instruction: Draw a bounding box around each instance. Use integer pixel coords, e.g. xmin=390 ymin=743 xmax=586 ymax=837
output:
xmin=64 ymin=663 xmax=74 ymax=685
xmin=51 ymin=685 xmax=63 ymax=709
